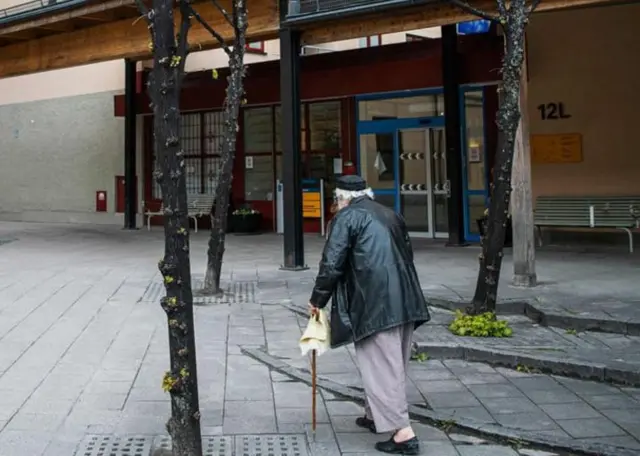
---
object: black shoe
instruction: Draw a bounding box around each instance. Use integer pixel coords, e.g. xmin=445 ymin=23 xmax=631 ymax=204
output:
xmin=355 ymin=416 xmax=376 ymax=433
xmin=375 ymin=436 xmax=420 ymax=455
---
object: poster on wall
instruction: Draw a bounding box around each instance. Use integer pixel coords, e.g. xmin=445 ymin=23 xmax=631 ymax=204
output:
xmin=333 ymin=157 xmax=343 ymax=174
xmin=531 ymin=133 xmax=583 ymax=164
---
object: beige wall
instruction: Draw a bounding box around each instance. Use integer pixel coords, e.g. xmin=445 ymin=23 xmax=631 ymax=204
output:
xmin=0 ymin=0 xmax=27 ymax=8
xmin=0 ymin=61 xmax=125 ymax=106
xmin=185 ymin=40 xmax=281 ymax=72
xmin=528 ymin=3 xmax=640 ymax=199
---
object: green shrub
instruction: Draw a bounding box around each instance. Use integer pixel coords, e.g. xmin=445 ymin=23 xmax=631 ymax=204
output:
xmin=448 ymin=310 xmax=513 ymax=337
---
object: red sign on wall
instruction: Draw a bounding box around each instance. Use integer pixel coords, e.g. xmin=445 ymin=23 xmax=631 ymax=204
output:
xmin=96 ymin=191 xmax=107 ymax=212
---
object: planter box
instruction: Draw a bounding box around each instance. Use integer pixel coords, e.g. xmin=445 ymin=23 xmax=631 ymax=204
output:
xmin=231 ymin=213 xmax=262 ymax=234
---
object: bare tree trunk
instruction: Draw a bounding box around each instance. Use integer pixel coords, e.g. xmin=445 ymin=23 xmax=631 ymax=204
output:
xmin=203 ymin=0 xmax=248 ymax=294
xmin=136 ymin=1 xmax=202 ymax=454
xmin=448 ymin=0 xmax=535 ymax=314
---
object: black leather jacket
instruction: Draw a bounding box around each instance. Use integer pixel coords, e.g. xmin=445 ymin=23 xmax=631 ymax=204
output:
xmin=310 ymin=196 xmax=430 ymax=348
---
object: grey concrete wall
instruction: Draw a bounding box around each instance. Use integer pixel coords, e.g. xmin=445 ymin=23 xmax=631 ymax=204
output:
xmin=0 ymin=91 xmax=144 ymax=225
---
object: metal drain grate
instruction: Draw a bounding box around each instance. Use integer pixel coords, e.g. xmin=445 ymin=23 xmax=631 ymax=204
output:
xmin=236 ymin=435 xmax=308 ymax=456
xmin=193 ymin=281 xmax=256 ymax=305
xmin=153 ymin=436 xmax=233 ymax=455
xmin=140 ymin=281 xmax=256 ymax=304
xmin=78 ymin=434 xmax=307 ymax=456
xmin=76 ymin=435 xmax=152 ymax=456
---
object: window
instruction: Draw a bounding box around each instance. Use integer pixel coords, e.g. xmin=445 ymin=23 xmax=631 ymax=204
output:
xmin=309 ymin=101 xmax=341 ymax=151
xmin=358 ymin=94 xmax=445 ymax=121
xmin=246 ymin=41 xmax=265 ymax=54
xmin=358 ymin=35 xmax=382 ymax=48
xmin=151 ymin=111 xmax=223 ymax=199
xmin=274 ymin=104 xmax=307 ymax=152
xmin=243 ymin=100 xmax=344 ymax=201
xmin=244 ymin=107 xmax=275 ymax=201
xmin=244 ymin=107 xmax=273 ymax=153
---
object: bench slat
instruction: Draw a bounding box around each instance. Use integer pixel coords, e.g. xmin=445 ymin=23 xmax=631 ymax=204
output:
xmin=534 ymin=195 xmax=640 ymax=229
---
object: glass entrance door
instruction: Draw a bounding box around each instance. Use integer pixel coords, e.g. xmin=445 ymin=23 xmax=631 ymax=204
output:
xmin=397 ymin=129 xmax=430 ymax=235
xmin=398 ymin=128 xmax=448 ymax=238
xmin=428 ymin=128 xmax=449 ymax=237
xmin=359 ymin=124 xmax=448 ymax=238
xmin=358 ymin=132 xmax=397 ymax=212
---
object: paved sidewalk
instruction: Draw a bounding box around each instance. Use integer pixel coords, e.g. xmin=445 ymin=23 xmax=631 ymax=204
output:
xmin=0 ymin=222 xmax=639 ymax=456
xmin=272 ymin=305 xmax=640 ymax=452
xmin=0 ymin=222 xmax=574 ymax=456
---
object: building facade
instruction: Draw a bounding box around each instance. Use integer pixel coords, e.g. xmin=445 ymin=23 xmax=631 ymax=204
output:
xmin=0 ymin=2 xmax=638 ymax=243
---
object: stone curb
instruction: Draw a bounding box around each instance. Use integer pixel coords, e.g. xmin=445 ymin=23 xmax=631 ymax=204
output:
xmin=424 ymin=294 xmax=640 ymax=336
xmin=241 ymin=347 xmax=639 ymax=456
xmin=281 ymin=302 xmax=640 ymax=386
xmin=413 ymin=342 xmax=640 ymax=387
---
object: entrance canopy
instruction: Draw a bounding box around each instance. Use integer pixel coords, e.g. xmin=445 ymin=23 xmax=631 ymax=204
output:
xmin=0 ymin=0 xmax=629 ymax=79
xmin=0 ymin=0 xmax=279 ymax=78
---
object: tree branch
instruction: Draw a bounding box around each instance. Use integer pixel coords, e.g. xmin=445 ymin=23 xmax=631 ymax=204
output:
xmin=449 ymin=0 xmax=500 ymax=22
xmin=231 ymin=0 xmax=240 ymax=37
xmin=176 ymin=1 xmax=192 ymax=74
xmin=209 ymin=0 xmax=234 ymax=27
xmin=496 ymin=0 xmax=507 ymax=18
xmin=186 ymin=3 xmax=231 ymax=55
xmin=527 ymin=0 xmax=542 ymax=15
xmin=134 ymin=0 xmax=152 ymax=25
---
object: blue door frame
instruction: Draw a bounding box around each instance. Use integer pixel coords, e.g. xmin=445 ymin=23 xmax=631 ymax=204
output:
xmin=355 ymin=86 xmax=491 ymax=242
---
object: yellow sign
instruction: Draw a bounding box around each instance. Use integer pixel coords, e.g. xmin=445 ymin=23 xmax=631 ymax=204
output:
xmin=303 ymin=192 xmax=322 ymax=218
xmin=531 ymin=133 xmax=583 ymax=164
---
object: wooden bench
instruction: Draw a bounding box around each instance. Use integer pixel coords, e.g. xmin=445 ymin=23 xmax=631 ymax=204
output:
xmin=142 ymin=200 xmax=164 ymax=231
xmin=534 ymin=196 xmax=640 ymax=253
xmin=142 ymin=194 xmax=215 ymax=232
xmin=187 ymin=193 xmax=215 ymax=233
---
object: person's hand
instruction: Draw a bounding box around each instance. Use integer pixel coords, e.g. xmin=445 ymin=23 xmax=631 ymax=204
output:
xmin=308 ymin=302 xmax=319 ymax=317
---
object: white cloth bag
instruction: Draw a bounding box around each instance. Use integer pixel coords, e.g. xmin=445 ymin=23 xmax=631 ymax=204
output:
xmin=299 ymin=309 xmax=331 ymax=356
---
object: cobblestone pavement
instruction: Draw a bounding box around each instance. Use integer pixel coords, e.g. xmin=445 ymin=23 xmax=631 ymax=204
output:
xmin=0 ymin=223 xmax=638 ymax=456
xmin=268 ymin=307 xmax=640 ymax=452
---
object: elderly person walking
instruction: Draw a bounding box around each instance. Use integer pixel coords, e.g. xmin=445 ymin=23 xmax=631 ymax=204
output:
xmin=308 ymin=175 xmax=430 ymax=455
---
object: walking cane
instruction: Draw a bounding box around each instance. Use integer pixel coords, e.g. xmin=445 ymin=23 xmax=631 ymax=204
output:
xmin=311 ymin=311 xmax=320 ymax=440
xmin=311 ymin=348 xmax=317 ymax=439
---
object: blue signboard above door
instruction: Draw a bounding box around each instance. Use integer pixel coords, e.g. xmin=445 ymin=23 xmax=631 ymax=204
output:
xmin=457 ymin=20 xmax=491 ymax=35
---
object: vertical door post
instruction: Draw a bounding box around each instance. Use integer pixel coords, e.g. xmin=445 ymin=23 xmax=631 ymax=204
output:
xmin=279 ymin=27 xmax=307 ymax=270
xmin=441 ymin=25 xmax=466 ymax=245
xmin=124 ymin=58 xmax=138 ymax=230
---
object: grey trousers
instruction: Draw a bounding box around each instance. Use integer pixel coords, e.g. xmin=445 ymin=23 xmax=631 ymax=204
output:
xmin=354 ymin=323 xmax=414 ymax=433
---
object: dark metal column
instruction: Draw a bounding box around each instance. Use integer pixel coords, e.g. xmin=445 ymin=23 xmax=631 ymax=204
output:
xmin=124 ymin=59 xmax=137 ymax=230
xmin=441 ymin=25 xmax=466 ymax=246
xmin=279 ymin=28 xmax=307 ymax=270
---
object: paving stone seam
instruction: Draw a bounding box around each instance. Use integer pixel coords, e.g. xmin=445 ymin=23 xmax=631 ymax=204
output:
xmin=2 ymin=276 xmax=131 ymax=437
xmin=241 ymin=347 xmax=639 ymax=456
xmin=41 ymin=292 xmax=145 ymax=448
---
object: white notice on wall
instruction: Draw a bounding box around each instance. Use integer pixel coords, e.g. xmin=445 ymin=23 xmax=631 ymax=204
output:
xmin=245 ymin=156 xmax=254 ymax=169
xmin=333 ymin=157 xmax=343 ymax=174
